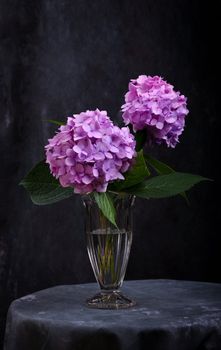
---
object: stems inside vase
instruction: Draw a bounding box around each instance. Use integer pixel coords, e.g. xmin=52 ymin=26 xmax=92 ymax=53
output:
xmin=83 ymin=194 xmax=136 ymax=309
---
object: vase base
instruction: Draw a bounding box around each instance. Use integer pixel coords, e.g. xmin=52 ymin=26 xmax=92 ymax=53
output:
xmin=86 ymin=290 xmax=136 ymax=309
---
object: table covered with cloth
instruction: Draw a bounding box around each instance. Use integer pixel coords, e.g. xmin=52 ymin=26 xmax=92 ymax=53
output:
xmin=4 ymin=279 xmax=221 ymax=350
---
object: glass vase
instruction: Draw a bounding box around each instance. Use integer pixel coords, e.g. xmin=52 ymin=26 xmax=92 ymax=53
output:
xmin=83 ymin=194 xmax=136 ymax=309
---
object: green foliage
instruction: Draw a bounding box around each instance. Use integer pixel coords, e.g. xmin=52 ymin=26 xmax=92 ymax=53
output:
xmin=20 ymin=161 xmax=73 ymax=205
xmin=134 ymin=129 xmax=147 ymax=151
xmin=94 ymin=192 xmax=117 ymax=228
xmin=109 ymin=151 xmax=150 ymax=192
xmin=45 ymin=119 xmax=65 ymax=126
xmin=145 ymin=154 xmax=175 ymax=174
xmin=145 ymin=154 xmax=189 ymax=203
xmin=124 ymin=172 xmax=209 ymax=199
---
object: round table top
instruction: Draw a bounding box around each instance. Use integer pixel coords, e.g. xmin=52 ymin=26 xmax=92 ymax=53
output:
xmin=4 ymin=279 xmax=221 ymax=350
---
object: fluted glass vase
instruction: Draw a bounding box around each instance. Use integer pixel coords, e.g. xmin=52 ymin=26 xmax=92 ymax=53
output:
xmin=83 ymin=194 xmax=135 ymax=309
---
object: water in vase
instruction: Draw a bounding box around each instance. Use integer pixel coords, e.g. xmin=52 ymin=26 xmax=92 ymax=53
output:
xmin=87 ymin=228 xmax=132 ymax=291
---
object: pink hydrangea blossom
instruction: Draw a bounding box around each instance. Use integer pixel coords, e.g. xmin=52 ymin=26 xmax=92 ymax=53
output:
xmin=121 ymin=75 xmax=189 ymax=148
xmin=45 ymin=109 xmax=136 ymax=193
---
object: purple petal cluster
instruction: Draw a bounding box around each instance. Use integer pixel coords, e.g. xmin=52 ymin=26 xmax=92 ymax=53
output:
xmin=121 ymin=75 xmax=189 ymax=147
xmin=45 ymin=109 xmax=135 ymax=193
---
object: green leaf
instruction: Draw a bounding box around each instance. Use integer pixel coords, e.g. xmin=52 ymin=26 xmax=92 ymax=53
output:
xmin=94 ymin=192 xmax=117 ymax=228
xmin=124 ymin=172 xmax=209 ymax=199
xmin=145 ymin=154 xmax=189 ymax=203
xmin=45 ymin=119 xmax=65 ymax=126
xmin=20 ymin=161 xmax=73 ymax=205
xmin=135 ymin=129 xmax=147 ymax=151
xmin=145 ymin=154 xmax=175 ymax=174
xmin=109 ymin=150 xmax=150 ymax=192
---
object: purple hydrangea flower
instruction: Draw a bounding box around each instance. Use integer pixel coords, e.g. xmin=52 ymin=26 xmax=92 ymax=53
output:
xmin=121 ymin=75 xmax=189 ymax=148
xmin=45 ymin=109 xmax=136 ymax=194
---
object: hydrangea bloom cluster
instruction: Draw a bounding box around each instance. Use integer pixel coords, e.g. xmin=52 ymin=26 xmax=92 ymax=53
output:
xmin=45 ymin=109 xmax=135 ymax=193
xmin=121 ymin=75 xmax=189 ymax=148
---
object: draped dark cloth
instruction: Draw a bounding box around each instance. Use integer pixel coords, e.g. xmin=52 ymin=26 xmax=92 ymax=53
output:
xmin=4 ymin=280 xmax=221 ymax=350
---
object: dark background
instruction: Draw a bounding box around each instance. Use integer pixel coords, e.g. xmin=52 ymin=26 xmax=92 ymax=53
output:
xmin=0 ymin=0 xmax=219 ymax=347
